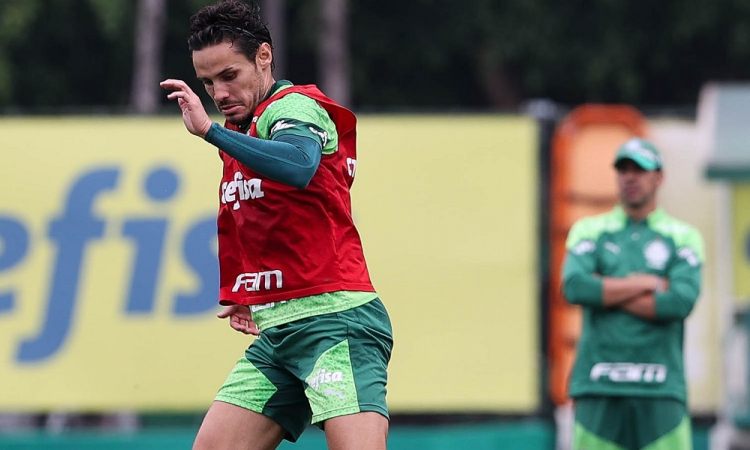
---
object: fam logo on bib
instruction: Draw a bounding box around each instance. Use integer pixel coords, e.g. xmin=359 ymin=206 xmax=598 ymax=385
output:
xmin=644 ymin=239 xmax=670 ymax=270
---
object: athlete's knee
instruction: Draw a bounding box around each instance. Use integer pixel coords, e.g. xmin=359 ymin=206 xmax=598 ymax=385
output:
xmin=193 ymin=402 xmax=286 ymax=450
xmin=324 ymin=411 xmax=388 ymax=450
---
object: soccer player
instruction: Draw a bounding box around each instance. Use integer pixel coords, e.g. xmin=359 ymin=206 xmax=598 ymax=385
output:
xmin=561 ymin=138 xmax=703 ymax=450
xmin=160 ymin=1 xmax=392 ymax=449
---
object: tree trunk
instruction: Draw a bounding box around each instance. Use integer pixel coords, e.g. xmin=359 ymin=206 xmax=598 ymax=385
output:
xmin=261 ymin=0 xmax=287 ymax=80
xmin=130 ymin=0 xmax=167 ymax=114
xmin=319 ymin=0 xmax=350 ymax=107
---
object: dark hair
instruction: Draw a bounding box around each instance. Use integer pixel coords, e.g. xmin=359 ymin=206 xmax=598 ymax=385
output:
xmin=188 ymin=0 xmax=274 ymax=69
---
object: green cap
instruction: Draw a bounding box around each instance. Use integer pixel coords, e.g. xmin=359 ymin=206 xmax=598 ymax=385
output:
xmin=613 ymin=138 xmax=662 ymax=171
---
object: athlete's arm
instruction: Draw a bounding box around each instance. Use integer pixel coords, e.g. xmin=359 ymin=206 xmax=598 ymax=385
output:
xmin=562 ymin=221 xmax=614 ymax=307
xmin=216 ymin=304 xmax=259 ymax=336
xmin=619 ymin=293 xmax=656 ymax=318
xmin=620 ymin=240 xmax=702 ymax=321
xmin=617 ymin=277 xmax=670 ymax=319
xmin=651 ymin=255 xmax=702 ymax=320
xmin=159 ymin=78 xmax=323 ymax=189
xmin=561 ymin=235 xmax=657 ymax=307
xmin=601 ymin=274 xmax=663 ymax=306
xmin=561 ymin=246 xmax=606 ymax=307
xmin=563 ymin=269 xmax=660 ymax=307
xmin=562 ymin=220 xmax=664 ymax=307
xmin=650 ymin=228 xmax=704 ymax=320
xmin=205 ymin=123 xmax=322 ymax=189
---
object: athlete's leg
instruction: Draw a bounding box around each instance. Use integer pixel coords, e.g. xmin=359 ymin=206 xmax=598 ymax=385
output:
xmin=573 ymin=396 xmax=630 ymax=450
xmin=635 ymin=398 xmax=692 ymax=450
xmin=277 ymin=298 xmax=392 ymax=449
xmin=195 ymin=333 xmax=313 ymax=450
xmin=323 ymin=411 xmax=389 ymax=450
xmin=193 ymin=401 xmax=286 ymax=450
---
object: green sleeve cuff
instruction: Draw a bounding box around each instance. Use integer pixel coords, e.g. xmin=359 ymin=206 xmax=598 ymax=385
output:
xmin=562 ymin=273 xmax=604 ymax=307
xmin=653 ymin=291 xmax=695 ymax=320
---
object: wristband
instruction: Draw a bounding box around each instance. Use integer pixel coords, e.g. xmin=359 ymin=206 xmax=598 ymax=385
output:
xmin=655 ymin=278 xmax=665 ymax=293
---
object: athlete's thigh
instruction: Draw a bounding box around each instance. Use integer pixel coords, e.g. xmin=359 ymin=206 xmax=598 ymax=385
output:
xmin=211 ymin=336 xmax=313 ymax=443
xmin=573 ymin=396 xmax=630 ymax=450
xmin=193 ymin=401 xmax=285 ymax=450
xmin=632 ymin=397 xmax=692 ymax=450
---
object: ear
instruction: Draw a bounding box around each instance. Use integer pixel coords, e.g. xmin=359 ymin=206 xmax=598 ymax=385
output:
xmin=655 ymin=170 xmax=664 ymax=187
xmin=256 ymin=42 xmax=273 ymax=70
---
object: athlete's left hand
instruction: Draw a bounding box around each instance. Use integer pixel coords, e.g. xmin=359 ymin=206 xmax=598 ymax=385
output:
xmin=217 ymin=304 xmax=260 ymax=336
xmin=160 ymin=78 xmax=213 ymax=138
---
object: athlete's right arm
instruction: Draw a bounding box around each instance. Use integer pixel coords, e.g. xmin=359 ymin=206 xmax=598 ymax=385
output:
xmin=561 ymin=238 xmax=604 ymax=307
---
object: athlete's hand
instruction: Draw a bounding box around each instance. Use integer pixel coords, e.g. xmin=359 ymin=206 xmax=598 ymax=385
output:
xmin=217 ymin=304 xmax=260 ymax=336
xmin=656 ymin=277 xmax=670 ymax=293
xmin=629 ymin=273 xmax=668 ymax=293
xmin=160 ymin=78 xmax=213 ymax=138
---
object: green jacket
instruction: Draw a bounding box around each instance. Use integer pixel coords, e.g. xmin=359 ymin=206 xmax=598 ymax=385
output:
xmin=562 ymin=206 xmax=704 ymax=402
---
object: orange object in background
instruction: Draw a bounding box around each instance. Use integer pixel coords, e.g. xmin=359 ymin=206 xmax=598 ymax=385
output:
xmin=548 ymin=105 xmax=649 ymax=405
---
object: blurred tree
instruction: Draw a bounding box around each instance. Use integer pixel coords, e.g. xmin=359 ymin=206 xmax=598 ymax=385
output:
xmin=261 ymin=0 xmax=287 ymax=79
xmin=130 ymin=0 xmax=167 ymax=114
xmin=2 ymin=0 xmax=750 ymax=111
xmin=347 ymin=0 xmax=750 ymax=109
xmin=319 ymin=0 xmax=350 ymax=107
xmin=0 ymin=0 xmax=135 ymax=109
xmin=0 ymin=0 xmax=43 ymax=105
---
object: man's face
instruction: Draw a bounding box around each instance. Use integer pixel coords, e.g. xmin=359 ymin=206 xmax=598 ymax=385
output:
xmin=616 ymin=159 xmax=663 ymax=209
xmin=192 ymin=40 xmax=272 ymax=125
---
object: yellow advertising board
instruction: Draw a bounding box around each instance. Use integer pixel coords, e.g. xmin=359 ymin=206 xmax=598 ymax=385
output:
xmin=0 ymin=116 xmax=538 ymax=413
xmin=354 ymin=115 xmax=539 ymax=412
xmin=734 ymin=183 xmax=750 ymax=299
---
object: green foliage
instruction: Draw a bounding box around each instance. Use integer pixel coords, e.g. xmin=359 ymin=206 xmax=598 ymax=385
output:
xmin=0 ymin=0 xmax=41 ymax=103
xmin=348 ymin=0 xmax=750 ymax=108
xmin=87 ymin=0 xmax=132 ymax=40
xmin=2 ymin=0 xmax=750 ymax=110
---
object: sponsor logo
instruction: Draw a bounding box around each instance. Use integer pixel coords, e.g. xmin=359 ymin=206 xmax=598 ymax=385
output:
xmin=221 ymin=171 xmax=264 ymax=211
xmin=346 ymin=157 xmax=357 ymax=178
xmin=308 ymin=126 xmax=329 ymax=147
xmin=307 ymin=368 xmax=344 ymax=391
xmin=677 ymin=247 xmax=699 ymax=267
xmin=232 ymin=270 xmax=283 ymax=293
xmin=324 ymin=388 xmax=345 ymax=400
xmin=644 ymin=239 xmax=670 ymax=270
xmin=250 ymin=300 xmax=288 ymax=313
xmin=270 ymin=120 xmax=296 ymax=135
xmin=571 ymin=240 xmax=595 ymax=255
xmin=623 ymin=139 xmax=662 ymax=165
xmin=604 ymin=242 xmax=620 ymax=254
xmin=590 ymin=362 xmax=667 ymax=383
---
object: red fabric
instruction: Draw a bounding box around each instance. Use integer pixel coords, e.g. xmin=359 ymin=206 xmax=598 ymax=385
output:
xmin=216 ymin=85 xmax=374 ymax=305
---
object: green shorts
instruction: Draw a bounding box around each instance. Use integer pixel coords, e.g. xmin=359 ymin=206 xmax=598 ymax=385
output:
xmin=573 ymin=396 xmax=692 ymax=450
xmin=215 ymin=297 xmax=392 ymax=442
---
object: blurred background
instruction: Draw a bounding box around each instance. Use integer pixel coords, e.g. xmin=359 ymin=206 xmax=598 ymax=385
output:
xmin=2 ymin=0 xmax=750 ymax=449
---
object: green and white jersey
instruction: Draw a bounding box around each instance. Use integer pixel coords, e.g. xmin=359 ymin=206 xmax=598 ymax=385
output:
xmin=243 ymin=80 xmax=376 ymax=331
xmin=561 ymin=206 xmax=704 ymax=402
xmin=254 ymin=80 xmax=339 ymax=154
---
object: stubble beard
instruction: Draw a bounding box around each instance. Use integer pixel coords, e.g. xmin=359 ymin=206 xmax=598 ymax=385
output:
xmin=622 ymin=191 xmax=652 ymax=211
xmin=225 ymin=111 xmax=251 ymax=126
